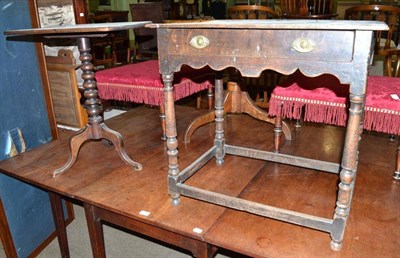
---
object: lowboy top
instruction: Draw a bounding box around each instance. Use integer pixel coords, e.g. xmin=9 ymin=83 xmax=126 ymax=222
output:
xmin=146 ymin=19 xmax=388 ymax=31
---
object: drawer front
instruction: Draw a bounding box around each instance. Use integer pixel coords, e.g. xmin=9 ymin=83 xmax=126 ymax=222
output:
xmin=165 ymin=29 xmax=355 ymax=63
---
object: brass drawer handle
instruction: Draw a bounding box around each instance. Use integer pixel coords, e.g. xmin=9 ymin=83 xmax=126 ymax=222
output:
xmin=292 ymin=38 xmax=315 ymax=53
xmin=189 ymin=35 xmax=209 ymax=49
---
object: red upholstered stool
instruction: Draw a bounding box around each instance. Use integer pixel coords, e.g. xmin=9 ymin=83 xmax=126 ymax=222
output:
xmin=96 ymin=60 xmax=214 ymax=140
xmin=269 ymin=71 xmax=400 ymax=179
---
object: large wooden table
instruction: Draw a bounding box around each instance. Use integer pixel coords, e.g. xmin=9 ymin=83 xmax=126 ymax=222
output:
xmin=0 ymin=106 xmax=398 ymax=257
xmin=2 ymin=19 xmax=396 ymax=257
xmin=147 ymin=20 xmax=388 ymax=251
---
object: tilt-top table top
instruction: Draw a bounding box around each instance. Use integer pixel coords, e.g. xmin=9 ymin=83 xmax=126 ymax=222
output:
xmin=4 ymin=21 xmax=151 ymax=37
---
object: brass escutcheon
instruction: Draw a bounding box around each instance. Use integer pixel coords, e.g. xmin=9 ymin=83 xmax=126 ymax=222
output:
xmin=292 ymin=38 xmax=315 ymax=53
xmin=189 ymin=35 xmax=210 ymax=49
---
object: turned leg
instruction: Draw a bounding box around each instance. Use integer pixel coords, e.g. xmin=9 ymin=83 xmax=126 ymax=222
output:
xmin=274 ymin=115 xmax=283 ymax=153
xmin=196 ymin=95 xmax=202 ymax=109
xmin=53 ymin=37 xmax=142 ymax=176
xmin=196 ymin=83 xmax=214 ymax=110
xmin=207 ymin=84 xmax=214 ymax=111
xmin=394 ymin=143 xmax=400 ymax=180
xmin=214 ymin=73 xmax=225 ymax=166
xmin=159 ymin=105 xmax=167 ymax=141
xmin=163 ymin=73 xmax=181 ymax=205
xmin=183 ymin=80 xmax=226 ymax=144
xmin=331 ymin=94 xmax=364 ymax=251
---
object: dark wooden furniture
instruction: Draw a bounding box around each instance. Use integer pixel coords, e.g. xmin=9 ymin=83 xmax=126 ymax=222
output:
xmin=184 ymin=7 xmax=290 ymax=143
xmin=4 ymin=22 xmax=151 ymax=177
xmin=227 ymin=4 xmax=280 ymax=109
xmin=130 ymin=2 xmax=164 ymax=61
xmin=147 ymin=20 xmax=388 ymax=251
xmin=128 ymin=3 xmax=214 ymax=120
xmin=280 ymin=0 xmax=338 ymax=19
xmin=0 ymin=106 xmax=398 ymax=257
xmin=88 ymin=11 xmax=131 ymax=67
xmin=0 ymin=106 xmax=222 ymax=258
xmin=269 ymin=7 xmax=400 ymax=179
xmin=170 ymin=0 xmax=200 ymax=19
xmin=345 ymin=5 xmax=400 ymax=77
xmin=83 ymin=200 xmax=217 ymax=258
xmin=145 ymin=0 xmax=172 ymax=19
xmin=227 ymin=4 xmax=279 ymax=19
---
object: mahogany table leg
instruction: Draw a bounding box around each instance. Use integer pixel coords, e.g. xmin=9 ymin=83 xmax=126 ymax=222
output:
xmin=53 ymin=126 xmax=91 ymax=176
xmin=0 ymin=198 xmax=17 ymax=257
xmin=85 ymin=204 xmax=217 ymax=258
xmin=184 ymin=80 xmax=291 ymax=143
xmin=100 ymin=123 xmax=142 ymax=169
xmin=48 ymin=192 xmax=69 ymax=258
xmin=192 ymin=242 xmax=218 ymax=258
xmin=53 ymin=37 xmax=142 ymax=177
xmin=84 ymin=203 xmax=106 ymax=258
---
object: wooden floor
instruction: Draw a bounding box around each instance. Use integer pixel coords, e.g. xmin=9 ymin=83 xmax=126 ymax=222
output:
xmin=0 ymin=105 xmax=399 ymax=257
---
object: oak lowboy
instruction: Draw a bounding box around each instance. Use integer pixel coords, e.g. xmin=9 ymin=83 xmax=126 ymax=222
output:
xmin=147 ymin=20 xmax=388 ymax=251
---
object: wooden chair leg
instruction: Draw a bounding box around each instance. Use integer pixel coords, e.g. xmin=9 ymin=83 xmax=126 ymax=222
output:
xmin=195 ymin=86 xmax=214 ymax=110
xmin=196 ymin=95 xmax=202 ymax=109
xmin=159 ymin=105 xmax=167 ymax=141
xmin=274 ymin=115 xmax=283 ymax=153
xmin=207 ymin=85 xmax=214 ymax=111
xmin=394 ymin=143 xmax=400 ymax=180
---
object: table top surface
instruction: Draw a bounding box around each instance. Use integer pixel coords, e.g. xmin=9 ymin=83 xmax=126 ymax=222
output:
xmin=3 ymin=21 xmax=151 ymax=36
xmin=147 ymin=19 xmax=388 ymax=30
xmin=0 ymin=106 xmax=398 ymax=257
xmin=4 ymin=20 xmax=388 ymax=37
